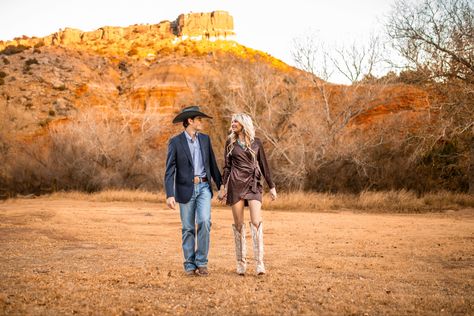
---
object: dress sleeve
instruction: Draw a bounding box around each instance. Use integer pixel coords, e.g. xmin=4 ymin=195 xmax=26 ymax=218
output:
xmin=222 ymin=139 xmax=232 ymax=187
xmin=256 ymin=139 xmax=275 ymax=189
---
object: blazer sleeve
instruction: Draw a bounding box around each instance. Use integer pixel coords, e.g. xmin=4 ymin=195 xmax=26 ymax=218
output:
xmin=222 ymin=139 xmax=232 ymax=187
xmin=208 ymin=136 xmax=222 ymax=188
xmin=164 ymin=138 xmax=177 ymax=198
xmin=257 ymin=139 xmax=275 ymax=189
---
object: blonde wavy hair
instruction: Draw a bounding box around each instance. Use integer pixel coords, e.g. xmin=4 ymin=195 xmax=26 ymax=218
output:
xmin=226 ymin=113 xmax=256 ymax=159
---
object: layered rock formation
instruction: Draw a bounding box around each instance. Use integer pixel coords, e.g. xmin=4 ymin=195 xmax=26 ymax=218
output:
xmin=175 ymin=11 xmax=235 ymax=41
xmin=0 ymin=11 xmax=235 ymax=51
xmin=0 ymin=10 xmax=430 ymax=147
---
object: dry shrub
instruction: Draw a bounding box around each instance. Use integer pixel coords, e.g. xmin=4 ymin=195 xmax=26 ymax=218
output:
xmin=355 ymin=190 xmax=425 ymax=211
xmin=48 ymin=108 xmax=166 ymax=191
xmin=2 ymin=107 xmax=167 ymax=195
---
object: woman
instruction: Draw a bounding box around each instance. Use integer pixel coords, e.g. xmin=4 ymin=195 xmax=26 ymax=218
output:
xmin=220 ymin=113 xmax=277 ymax=275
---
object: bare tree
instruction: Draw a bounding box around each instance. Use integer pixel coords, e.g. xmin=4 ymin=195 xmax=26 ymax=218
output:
xmin=331 ymin=36 xmax=383 ymax=84
xmin=203 ymin=55 xmax=308 ymax=189
xmin=387 ymin=0 xmax=474 ymax=82
xmin=291 ymin=34 xmax=395 ymax=190
xmin=387 ymin=0 xmax=474 ymax=193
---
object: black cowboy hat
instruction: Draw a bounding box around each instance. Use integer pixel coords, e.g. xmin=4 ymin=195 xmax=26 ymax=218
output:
xmin=172 ymin=105 xmax=212 ymax=123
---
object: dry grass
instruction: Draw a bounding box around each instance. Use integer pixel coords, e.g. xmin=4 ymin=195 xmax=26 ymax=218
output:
xmin=0 ymin=197 xmax=472 ymax=315
xmin=48 ymin=190 xmax=166 ymax=203
xmin=42 ymin=189 xmax=474 ymax=213
xmin=266 ymin=190 xmax=474 ymax=212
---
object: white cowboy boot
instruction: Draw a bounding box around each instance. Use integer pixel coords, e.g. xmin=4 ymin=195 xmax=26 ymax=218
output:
xmin=232 ymin=224 xmax=247 ymax=275
xmin=250 ymin=222 xmax=266 ymax=275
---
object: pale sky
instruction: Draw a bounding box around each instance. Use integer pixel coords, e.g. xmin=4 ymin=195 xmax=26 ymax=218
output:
xmin=0 ymin=0 xmax=395 ymax=83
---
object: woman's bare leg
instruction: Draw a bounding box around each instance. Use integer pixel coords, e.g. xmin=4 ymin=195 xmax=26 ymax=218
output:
xmin=231 ymin=200 xmax=247 ymax=274
xmin=248 ymin=199 xmax=265 ymax=274
xmin=231 ymin=200 xmax=245 ymax=232
xmin=248 ymin=200 xmax=262 ymax=227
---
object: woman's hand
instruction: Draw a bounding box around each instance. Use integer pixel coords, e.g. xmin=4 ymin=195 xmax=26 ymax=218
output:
xmin=217 ymin=185 xmax=227 ymax=203
xmin=269 ymin=187 xmax=277 ymax=201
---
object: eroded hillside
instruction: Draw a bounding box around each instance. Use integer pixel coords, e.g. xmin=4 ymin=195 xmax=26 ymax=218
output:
xmin=0 ymin=11 xmax=440 ymax=195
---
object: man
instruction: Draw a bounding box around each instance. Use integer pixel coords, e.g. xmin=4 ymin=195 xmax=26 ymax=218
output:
xmin=164 ymin=105 xmax=223 ymax=276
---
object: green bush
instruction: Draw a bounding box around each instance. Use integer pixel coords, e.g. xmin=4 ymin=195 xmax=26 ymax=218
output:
xmin=118 ymin=61 xmax=128 ymax=72
xmin=24 ymin=58 xmax=39 ymax=66
xmin=34 ymin=42 xmax=45 ymax=48
xmin=23 ymin=58 xmax=39 ymax=73
xmin=0 ymin=45 xmax=30 ymax=55
xmin=127 ymin=47 xmax=138 ymax=56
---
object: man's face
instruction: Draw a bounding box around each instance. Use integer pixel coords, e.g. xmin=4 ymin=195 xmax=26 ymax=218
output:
xmin=189 ymin=116 xmax=204 ymax=131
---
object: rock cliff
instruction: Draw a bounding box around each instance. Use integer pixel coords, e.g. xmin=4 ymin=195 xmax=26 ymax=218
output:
xmin=175 ymin=11 xmax=235 ymax=41
xmin=0 ymin=11 xmax=235 ymax=52
xmin=0 ymin=11 xmax=430 ymax=149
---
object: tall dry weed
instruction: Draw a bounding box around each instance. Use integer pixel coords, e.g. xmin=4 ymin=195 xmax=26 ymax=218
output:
xmin=49 ymin=189 xmax=165 ymax=203
xmin=260 ymin=190 xmax=473 ymax=213
xmin=42 ymin=189 xmax=474 ymax=213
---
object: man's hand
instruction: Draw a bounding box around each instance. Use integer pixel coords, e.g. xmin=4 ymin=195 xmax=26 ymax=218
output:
xmin=166 ymin=197 xmax=176 ymax=210
xmin=269 ymin=187 xmax=277 ymax=201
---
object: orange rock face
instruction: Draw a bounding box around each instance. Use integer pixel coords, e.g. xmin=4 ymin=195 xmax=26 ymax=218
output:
xmin=175 ymin=11 xmax=235 ymax=39
xmin=0 ymin=10 xmax=431 ymax=152
xmin=0 ymin=11 xmax=234 ymax=51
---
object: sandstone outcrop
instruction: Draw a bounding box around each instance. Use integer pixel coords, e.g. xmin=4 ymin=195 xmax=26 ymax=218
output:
xmin=174 ymin=11 xmax=235 ymax=41
xmin=0 ymin=11 xmax=235 ymax=52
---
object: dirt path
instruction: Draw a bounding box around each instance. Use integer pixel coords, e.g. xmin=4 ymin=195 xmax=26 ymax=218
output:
xmin=0 ymin=198 xmax=473 ymax=315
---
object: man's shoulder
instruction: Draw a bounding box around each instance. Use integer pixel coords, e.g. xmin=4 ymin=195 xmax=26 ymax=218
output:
xmin=169 ymin=132 xmax=184 ymax=144
xmin=198 ymin=132 xmax=210 ymax=141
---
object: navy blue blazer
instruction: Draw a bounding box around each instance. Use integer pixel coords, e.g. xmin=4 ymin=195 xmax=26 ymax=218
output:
xmin=164 ymin=132 xmax=223 ymax=204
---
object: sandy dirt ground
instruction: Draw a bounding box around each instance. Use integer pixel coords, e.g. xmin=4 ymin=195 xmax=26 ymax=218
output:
xmin=0 ymin=197 xmax=473 ymax=315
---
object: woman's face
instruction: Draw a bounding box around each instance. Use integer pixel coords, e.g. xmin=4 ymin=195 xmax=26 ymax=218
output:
xmin=231 ymin=119 xmax=243 ymax=134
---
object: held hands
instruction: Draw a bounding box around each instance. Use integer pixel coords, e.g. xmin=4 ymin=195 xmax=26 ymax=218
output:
xmin=269 ymin=187 xmax=277 ymax=201
xmin=166 ymin=197 xmax=176 ymax=210
xmin=217 ymin=185 xmax=227 ymax=203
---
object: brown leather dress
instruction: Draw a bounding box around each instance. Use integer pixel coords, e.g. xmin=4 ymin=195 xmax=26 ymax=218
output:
xmin=222 ymin=138 xmax=275 ymax=206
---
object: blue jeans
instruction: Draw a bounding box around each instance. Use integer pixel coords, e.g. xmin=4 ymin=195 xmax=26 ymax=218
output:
xmin=179 ymin=182 xmax=212 ymax=271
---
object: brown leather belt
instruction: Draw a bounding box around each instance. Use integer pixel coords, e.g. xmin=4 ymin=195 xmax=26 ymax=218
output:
xmin=193 ymin=176 xmax=208 ymax=184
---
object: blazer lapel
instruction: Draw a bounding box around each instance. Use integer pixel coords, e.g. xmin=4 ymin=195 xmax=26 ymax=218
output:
xmin=179 ymin=132 xmax=193 ymax=166
xmin=198 ymin=133 xmax=209 ymax=165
